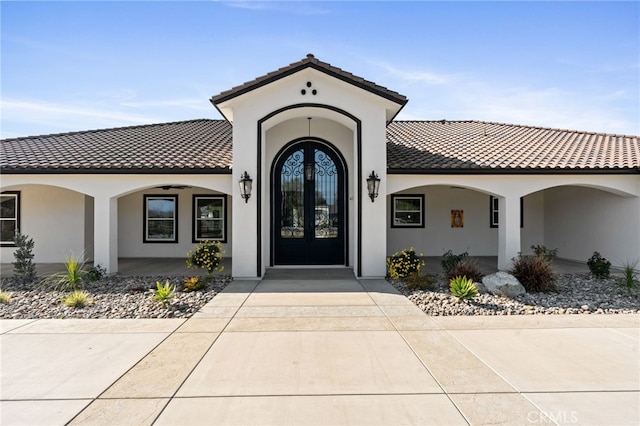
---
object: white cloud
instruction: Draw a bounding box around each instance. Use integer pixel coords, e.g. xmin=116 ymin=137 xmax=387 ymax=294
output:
xmin=221 ymin=1 xmax=330 ymax=15
xmin=120 ymin=98 xmax=211 ymax=110
xmin=377 ymin=63 xmax=450 ymax=85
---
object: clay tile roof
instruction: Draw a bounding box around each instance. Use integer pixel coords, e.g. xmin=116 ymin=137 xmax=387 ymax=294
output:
xmin=2 ymin=118 xmax=638 ymax=174
xmin=387 ymin=120 xmax=640 ymax=173
xmin=1 ymin=119 xmax=232 ymax=174
xmin=211 ymin=53 xmax=408 ymax=106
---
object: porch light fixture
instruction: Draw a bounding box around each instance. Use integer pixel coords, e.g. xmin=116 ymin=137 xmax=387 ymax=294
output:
xmin=239 ymin=171 xmax=253 ymax=203
xmin=366 ymin=170 xmax=380 ymax=202
xmin=305 ymin=163 xmax=315 ymax=181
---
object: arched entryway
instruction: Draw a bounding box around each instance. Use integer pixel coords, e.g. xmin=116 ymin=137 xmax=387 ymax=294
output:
xmin=271 ymin=138 xmax=347 ymax=265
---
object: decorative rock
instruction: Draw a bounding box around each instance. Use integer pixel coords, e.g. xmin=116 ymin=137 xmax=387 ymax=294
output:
xmin=482 ymin=272 xmax=526 ymax=298
xmin=0 ymin=274 xmax=231 ymax=320
xmin=392 ymin=272 xmax=639 ymax=316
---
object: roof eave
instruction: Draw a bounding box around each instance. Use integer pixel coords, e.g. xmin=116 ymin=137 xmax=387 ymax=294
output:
xmin=0 ymin=167 xmax=234 ymax=175
xmin=386 ymin=167 xmax=640 ymax=175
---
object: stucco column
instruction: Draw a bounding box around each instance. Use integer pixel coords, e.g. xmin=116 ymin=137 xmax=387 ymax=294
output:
xmin=94 ymin=196 xmax=118 ymax=274
xmin=231 ymin=115 xmax=259 ymax=278
xmin=359 ymin=116 xmax=387 ymax=278
xmin=497 ymin=195 xmax=521 ymax=270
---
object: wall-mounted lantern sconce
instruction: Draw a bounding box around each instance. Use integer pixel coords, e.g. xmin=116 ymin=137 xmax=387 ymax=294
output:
xmin=305 ymin=163 xmax=315 ymax=181
xmin=366 ymin=170 xmax=380 ymax=202
xmin=239 ymin=171 xmax=253 ymax=203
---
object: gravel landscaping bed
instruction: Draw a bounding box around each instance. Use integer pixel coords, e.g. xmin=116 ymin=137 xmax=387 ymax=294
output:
xmin=391 ymin=273 xmax=640 ymax=316
xmin=0 ymin=275 xmax=231 ymax=319
xmin=1 ymin=271 xmax=638 ymax=319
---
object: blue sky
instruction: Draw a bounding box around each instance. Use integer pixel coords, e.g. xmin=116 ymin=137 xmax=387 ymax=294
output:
xmin=2 ymin=1 xmax=638 ymax=139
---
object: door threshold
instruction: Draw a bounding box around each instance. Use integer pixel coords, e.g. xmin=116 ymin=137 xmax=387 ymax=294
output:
xmin=268 ymin=265 xmax=350 ymax=269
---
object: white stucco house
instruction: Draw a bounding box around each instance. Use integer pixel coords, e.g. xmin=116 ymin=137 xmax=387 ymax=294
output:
xmin=1 ymin=54 xmax=639 ymax=278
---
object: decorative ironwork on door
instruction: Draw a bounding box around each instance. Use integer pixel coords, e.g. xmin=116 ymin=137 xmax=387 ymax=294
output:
xmin=274 ymin=141 xmax=345 ymax=265
xmin=280 ymin=149 xmax=305 ymax=239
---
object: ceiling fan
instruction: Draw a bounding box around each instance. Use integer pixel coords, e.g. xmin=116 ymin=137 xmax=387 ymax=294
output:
xmin=156 ymin=185 xmax=192 ymax=190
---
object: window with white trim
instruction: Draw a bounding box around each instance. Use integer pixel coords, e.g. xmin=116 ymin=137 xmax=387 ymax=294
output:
xmin=391 ymin=194 xmax=425 ymax=228
xmin=1 ymin=192 xmax=20 ymax=246
xmin=193 ymin=195 xmax=226 ymax=242
xmin=144 ymin=195 xmax=178 ymax=243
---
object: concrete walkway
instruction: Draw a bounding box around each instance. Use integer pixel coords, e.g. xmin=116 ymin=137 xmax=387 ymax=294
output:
xmin=1 ymin=270 xmax=639 ymax=425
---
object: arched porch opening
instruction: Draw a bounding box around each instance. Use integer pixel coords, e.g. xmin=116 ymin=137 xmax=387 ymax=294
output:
xmin=528 ymin=184 xmax=639 ymax=268
xmin=1 ymin=176 xmax=233 ymax=275
xmin=0 ymin=183 xmax=94 ymax=264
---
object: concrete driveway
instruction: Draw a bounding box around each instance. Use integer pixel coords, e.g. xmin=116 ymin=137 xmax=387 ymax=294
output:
xmin=1 ymin=270 xmax=639 ymax=425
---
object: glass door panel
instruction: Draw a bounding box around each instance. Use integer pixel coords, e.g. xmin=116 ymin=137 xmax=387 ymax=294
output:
xmin=314 ymin=149 xmax=338 ymax=239
xmin=280 ymin=149 xmax=305 ymax=239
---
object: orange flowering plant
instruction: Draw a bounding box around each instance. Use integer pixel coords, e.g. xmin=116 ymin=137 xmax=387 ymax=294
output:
xmin=186 ymin=241 xmax=224 ymax=274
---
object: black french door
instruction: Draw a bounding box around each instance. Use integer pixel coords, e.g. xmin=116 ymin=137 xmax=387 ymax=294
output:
xmin=273 ymin=141 xmax=345 ymax=265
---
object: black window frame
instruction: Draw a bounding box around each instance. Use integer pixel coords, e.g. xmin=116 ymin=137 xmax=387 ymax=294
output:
xmin=192 ymin=194 xmax=227 ymax=243
xmin=1 ymin=191 xmax=20 ymax=247
xmin=391 ymin=194 xmax=425 ymax=228
xmin=489 ymin=196 xmax=524 ymax=228
xmin=143 ymin=194 xmax=179 ymax=243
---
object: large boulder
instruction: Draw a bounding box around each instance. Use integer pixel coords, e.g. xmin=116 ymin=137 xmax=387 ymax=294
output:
xmin=482 ymin=272 xmax=526 ymax=298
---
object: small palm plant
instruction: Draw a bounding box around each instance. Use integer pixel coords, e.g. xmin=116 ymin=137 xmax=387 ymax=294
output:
xmin=150 ymin=280 xmax=175 ymax=304
xmin=619 ymin=260 xmax=639 ymax=294
xmin=449 ymin=276 xmax=478 ymax=300
xmin=42 ymin=253 xmax=87 ymax=292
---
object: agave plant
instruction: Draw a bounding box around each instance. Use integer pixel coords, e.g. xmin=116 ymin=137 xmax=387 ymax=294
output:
xmin=150 ymin=280 xmax=175 ymax=304
xmin=449 ymin=276 xmax=478 ymax=300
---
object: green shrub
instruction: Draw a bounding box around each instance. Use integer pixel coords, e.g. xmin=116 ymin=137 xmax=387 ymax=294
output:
xmin=441 ymin=250 xmax=468 ymax=276
xmin=0 ymin=288 xmax=12 ymax=304
xmin=404 ymin=272 xmax=436 ymax=291
xmin=187 ymin=241 xmax=224 ymax=274
xmin=531 ymin=245 xmax=558 ymax=262
xmin=387 ymin=248 xmax=425 ymax=280
xmin=12 ymin=232 xmax=37 ymax=285
xmin=449 ymin=276 xmax=478 ymax=299
xmin=86 ymin=264 xmax=106 ymax=282
xmin=182 ymin=276 xmax=206 ymax=293
xmin=618 ymin=260 xmax=639 ymax=293
xmin=61 ymin=290 xmax=92 ymax=308
xmin=446 ymin=258 xmax=483 ymax=282
xmin=150 ymin=280 xmax=175 ymax=304
xmin=587 ymin=252 xmax=611 ymax=279
xmin=510 ymin=255 xmax=556 ymax=293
